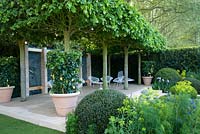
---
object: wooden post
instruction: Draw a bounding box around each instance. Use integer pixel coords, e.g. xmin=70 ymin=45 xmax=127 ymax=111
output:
xmin=86 ymin=53 xmax=92 ymax=85
xmin=138 ymin=53 xmax=142 ymax=84
xmin=79 ymin=55 xmax=83 ymax=87
xmin=19 ymin=40 xmax=27 ymax=101
xmin=41 ymin=47 xmax=48 ymax=94
xmin=25 ymin=45 xmax=29 ymax=96
xmin=124 ymin=46 xmax=129 ymax=90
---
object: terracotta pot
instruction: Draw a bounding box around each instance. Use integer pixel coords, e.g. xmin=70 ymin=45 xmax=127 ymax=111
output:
xmin=50 ymin=91 xmax=80 ymax=116
xmin=0 ymin=86 xmax=14 ymax=103
xmin=142 ymin=76 xmax=153 ymax=86
xmin=85 ymin=80 xmax=90 ymax=86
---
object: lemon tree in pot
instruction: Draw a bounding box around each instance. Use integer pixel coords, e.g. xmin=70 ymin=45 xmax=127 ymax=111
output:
xmin=0 ymin=56 xmax=17 ymax=103
xmin=47 ymin=50 xmax=81 ymax=116
xmin=142 ymin=61 xmax=155 ymax=86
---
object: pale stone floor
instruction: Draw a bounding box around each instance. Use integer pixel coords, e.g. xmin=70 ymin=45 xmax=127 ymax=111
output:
xmin=0 ymin=84 xmax=150 ymax=132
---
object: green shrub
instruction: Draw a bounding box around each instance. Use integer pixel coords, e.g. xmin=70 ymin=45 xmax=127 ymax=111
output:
xmin=66 ymin=113 xmax=78 ymax=134
xmin=167 ymin=94 xmax=199 ymax=134
xmin=105 ymin=92 xmax=200 ymax=134
xmin=187 ymin=71 xmax=200 ymax=81
xmin=142 ymin=61 xmax=155 ymax=76
xmin=105 ymin=93 xmax=170 ymax=134
xmin=184 ymin=77 xmax=200 ymax=94
xmin=154 ymin=68 xmax=182 ymax=87
xmin=0 ymin=56 xmax=20 ymax=97
xmin=75 ymin=89 xmax=126 ymax=134
xmin=170 ymin=80 xmax=197 ymax=98
xmin=47 ymin=50 xmax=81 ymax=94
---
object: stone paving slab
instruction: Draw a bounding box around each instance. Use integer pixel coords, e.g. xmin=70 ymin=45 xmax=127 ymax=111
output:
xmin=0 ymin=105 xmax=65 ymax=132
xmin=0 ymin=84 xmax=150 ymax=132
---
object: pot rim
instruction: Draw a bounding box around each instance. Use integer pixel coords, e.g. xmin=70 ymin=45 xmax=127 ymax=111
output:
xmin=0 ymin=86 xmax=15 ymax=89
xmin=142 ymin=76 xmax=153 ymax=78
xmin=50 ymin=91 xmax=80 ymax=97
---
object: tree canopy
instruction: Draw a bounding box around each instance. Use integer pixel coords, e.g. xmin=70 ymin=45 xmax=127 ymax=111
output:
xmin=129 ymin=0 xmax=200 ymax=48
xmin=0 ymin=0 xmax=166 ymax=90
xmin=0 ymin=0 xmax=165 ymax=51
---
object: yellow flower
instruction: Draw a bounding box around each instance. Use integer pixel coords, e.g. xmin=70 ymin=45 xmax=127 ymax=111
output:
xmin=142 ymin=127 xmax=146 ymax=131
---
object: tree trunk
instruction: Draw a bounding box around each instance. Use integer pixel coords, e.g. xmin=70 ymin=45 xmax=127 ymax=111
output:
xmin=103 ymin=43 xmax=108 ymax=89
xmin=63 ymin=30 xmax=70 ymax=52
xmin=108 ymin=55 xmax=111 ymax=76
xmin=124 ymin=46 xmax=129 ymax=90
xmin=138 ymin=53 xmax=141 ymax=84
xmin=79 ymin=56 xmax=83 ymax=88
xmin=18 ymin=40 xmax=27 ymax=101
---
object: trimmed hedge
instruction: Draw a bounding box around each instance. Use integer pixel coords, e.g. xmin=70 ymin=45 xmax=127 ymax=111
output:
xmin=184 ymin=77 xmax=200 ymax=94
xmin=187 ymin=71 xmax=200 ymax=81
xmin=154 ymin=68 xmax=182 ymax=87
xmin=75 ymin=89 xmax=126 ymax=134
xmin=150 ymin=47 xmax=200 ymax=73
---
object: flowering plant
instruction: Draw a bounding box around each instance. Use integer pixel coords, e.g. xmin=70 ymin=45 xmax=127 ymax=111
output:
xmin=47 ymin=50 xmax=81 ymax=94
xmin=142 ymin=61 xmax=155 ymax=76
xmin=152 ymin=77 xmax=171 ymax=93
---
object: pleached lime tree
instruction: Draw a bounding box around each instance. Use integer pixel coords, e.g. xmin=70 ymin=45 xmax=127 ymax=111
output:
xmin=81 ymin=1 xmax=166 ymax=89
xmin=1 ymin=0 xmax=165 ymax=90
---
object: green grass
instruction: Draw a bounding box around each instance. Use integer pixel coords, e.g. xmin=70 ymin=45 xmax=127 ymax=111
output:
xmin=0 ymin=114 xmax=64 ymax=134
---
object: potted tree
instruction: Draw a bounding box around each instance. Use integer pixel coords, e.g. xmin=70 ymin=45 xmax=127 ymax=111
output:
xmin=47 ymin=50 xmax=81 ymax=116
xmin=0 ymin=57 xmax=17 ymax=103
xmin=142 ymin=61 xmax=155 ymax=86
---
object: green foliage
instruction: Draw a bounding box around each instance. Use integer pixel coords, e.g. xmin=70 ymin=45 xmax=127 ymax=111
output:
xmin=152 ymin=77 xmax=171 ymax=93
xmin=132 ymin=0 xmax=200 ymax=47
xmin=184 ymin=77 xmax=200 ymax=94
xmin=167 ymin=94 xmax=199 ymax=134
xmin=0 ymin=56 xmax=18 ymax=87
xmin=142 ymin=61 xmax=155 ymax=76
xmin=0 ymin=56 xmax=20 ymax=98
xmin=75 ymin=89 xmax=126 ymax=134
xmin=66 ymin=113 xmax=78 ymax=134
xmin=105 ymin=94 xmax=167 ymax=134
xmin=0 ymin=54 xmax=21 ymax=97
xmin=177 ymin=70 xmax=187 ymax=79
xmin=152 ymin=48 xmax=200 ymax=72
xmin=180 ymin=99 xmax=200 ymax=134
xmin=0 ymin=0 xmax=165 ymax=52
xmin=47 ymin=50 xmax=81 ymax=94
xmin=187 ymin=71 xmax=200 ymax=81
xmin=154 ymin=68 xmax=182 ymax=87
xmin=170 ymin=80 xmax=197 ymax=98
xmin=105 ymin=91 xmax=170 ymax=134
xmin=105 ymin=92 xmax=200 ymax=134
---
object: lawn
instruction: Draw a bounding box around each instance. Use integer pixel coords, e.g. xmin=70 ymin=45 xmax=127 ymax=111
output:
xmin=0 ymin=114 xmax=64 ymax=134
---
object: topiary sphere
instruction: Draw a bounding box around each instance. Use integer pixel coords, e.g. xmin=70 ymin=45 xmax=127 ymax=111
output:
xmin=75 ymin=89 xmax=126 ymax=134
xmin=154 ymin=68 xmax=182 ymax=86
xmin=184 ymin=77 xmax=200 ymax=94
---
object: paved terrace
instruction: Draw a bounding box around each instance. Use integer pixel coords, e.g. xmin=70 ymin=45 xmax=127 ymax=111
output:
xmin=0 ymin=84 xmax=150 ymax=132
